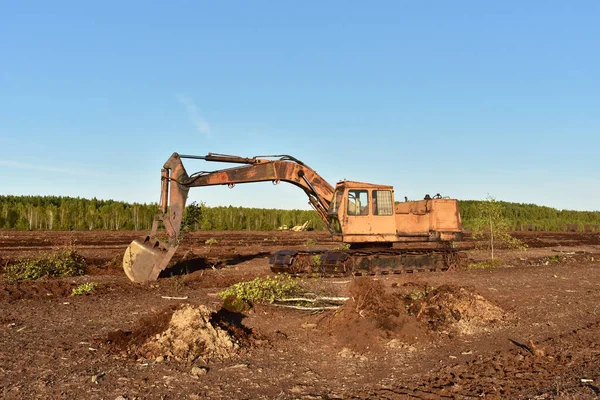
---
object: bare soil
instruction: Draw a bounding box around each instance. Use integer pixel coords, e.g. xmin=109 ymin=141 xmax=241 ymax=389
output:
xmin=1 ymin=230 xmax=600 ymax=399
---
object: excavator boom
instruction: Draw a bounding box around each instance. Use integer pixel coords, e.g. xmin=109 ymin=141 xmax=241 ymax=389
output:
xmin=123 ymin=152 xmax=335 ymax=282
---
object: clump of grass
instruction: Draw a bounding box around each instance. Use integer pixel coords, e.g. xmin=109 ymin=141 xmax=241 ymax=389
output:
xmin=305 ymin=239 xmax=317 ymax=246
xmin=205 ymin=238 xmax=218 ymax=246
xmin=404 ymin=284 xmax=433 ymax=316
xmin=217 ymin=275 xmax=300 ymax=304
xmin=71 ymin=282 xmax=97 ymax=296
xmin=467 ymin=258 xmax=504 ymax=269
xmin=4 ymin=248 xmax=86 ymax=282
xmin=312 ymin=254 xmax=323 ymax=266
xmin=333 ymin=242 xmax=351 ymax=250
xmin=407 ymin=285 xmax=432 ymax=302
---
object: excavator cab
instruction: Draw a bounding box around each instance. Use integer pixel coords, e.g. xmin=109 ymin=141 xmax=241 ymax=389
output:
xmin=328 ymin=181 xmax=398 ymax=244
xmin=327 ymin=180 xmax=463 ymax=245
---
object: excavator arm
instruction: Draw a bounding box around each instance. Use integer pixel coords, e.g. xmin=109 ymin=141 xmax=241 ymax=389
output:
xmin=123 ymin=152 xmax=335 ymax=283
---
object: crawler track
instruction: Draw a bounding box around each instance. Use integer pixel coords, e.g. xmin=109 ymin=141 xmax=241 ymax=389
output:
xmin=270 ymin=248 xmax=468 ymax=276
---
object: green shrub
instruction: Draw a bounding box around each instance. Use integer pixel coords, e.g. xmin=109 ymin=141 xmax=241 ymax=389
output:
xmin=205 ymin=238 xmax=218 ymax=246
xmin=217 ymin=275 xmax=300 ymax=304
xmin=333 ymin=243 xmax=351 ymax=250
xmin=4 ymin=248 xmax=86 ymax=282
xmin=71 ymin=282 xmax=97 ymax=296
xmin=407 ymin=285 xmax=431 ymax=301
xmin=222 ymin=295 xmax=252 ymax=312
xmin=405 ymin=285 xmax=432 ymax=315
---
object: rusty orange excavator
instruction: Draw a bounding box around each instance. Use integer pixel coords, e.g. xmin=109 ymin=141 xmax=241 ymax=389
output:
xmin=123 ymin=152 xmax=466 ymax=283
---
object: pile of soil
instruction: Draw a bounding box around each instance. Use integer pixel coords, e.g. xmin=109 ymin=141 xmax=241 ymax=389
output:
xmin=1 ymin=279 xmax=76 ymax=301
xmin=328 ymin=279 xmax=427 ymax=351
xmin=328 ymin=279 xmax=506 ymax=351
xmin=108 ymin=304 xmax=251 ymax=362
xmin=410 ymin=284 xmax=507 ymax=335
xmin=138 ymin=304 xmax=239 ymax=361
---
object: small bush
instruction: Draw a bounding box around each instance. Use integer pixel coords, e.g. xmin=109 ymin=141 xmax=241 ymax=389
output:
xmin=72 ymin=282 xmax=97 ymax=296
xmin=334 ymin=243 xmax=351 ymax=250
xmin=222 ymin=295 xmax=252 ymax=313
xmin=4 ymin=248 xmax=86 ymax=282
xmin=404 ymin=285 xmax=432 ymax=315
xmin=407 ymin=285 xmax=431 ymax=302
xmin=205 ymin=238 xmax=218 ymax=246
xmin=217 ymin=275 xmax=300 ymax=304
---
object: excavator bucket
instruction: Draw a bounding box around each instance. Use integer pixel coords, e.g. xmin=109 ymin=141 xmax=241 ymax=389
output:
xmin=123 ymin=236 xmax=178 ymax=283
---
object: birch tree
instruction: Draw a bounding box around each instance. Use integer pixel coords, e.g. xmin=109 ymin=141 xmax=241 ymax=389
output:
xmin=471 ymin=195 xmax=527 ymax=259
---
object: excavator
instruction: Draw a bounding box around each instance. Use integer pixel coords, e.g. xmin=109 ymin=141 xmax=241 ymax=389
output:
xmin=123 ymin=152 xmax=466 ymax=283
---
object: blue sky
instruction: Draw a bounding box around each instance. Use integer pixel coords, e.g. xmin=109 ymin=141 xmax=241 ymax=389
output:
xmin=1 ymin=1 xmax=598 ymax=211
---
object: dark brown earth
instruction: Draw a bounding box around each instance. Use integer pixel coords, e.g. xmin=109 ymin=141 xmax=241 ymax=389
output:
xmin=1 ymin=230 xmax=600 ymax=399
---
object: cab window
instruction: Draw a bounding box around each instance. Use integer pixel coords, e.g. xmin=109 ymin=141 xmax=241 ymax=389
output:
xmin=328 ymin=190 xmax=343 ymax=215
xmin=348 ymin=190 xmax=369 ymax=216
xmin=373 ymin=190 xmax=393 ymax=215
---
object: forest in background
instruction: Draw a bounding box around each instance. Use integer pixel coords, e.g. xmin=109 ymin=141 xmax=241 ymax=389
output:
xmin=1 ymin=195 xmax=599 ymax=232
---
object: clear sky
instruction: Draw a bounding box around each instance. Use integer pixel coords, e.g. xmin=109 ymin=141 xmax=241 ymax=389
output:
xmin=1 ymin=1 xmax=598 ymax=211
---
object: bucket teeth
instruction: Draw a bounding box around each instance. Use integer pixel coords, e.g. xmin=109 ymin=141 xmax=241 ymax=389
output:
xmin=123 ymin=237 xmax=177 ymax=283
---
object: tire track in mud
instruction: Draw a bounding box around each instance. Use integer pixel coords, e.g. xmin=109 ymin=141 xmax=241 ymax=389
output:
xmin=348 ymin=320 xmax=600 ymax=399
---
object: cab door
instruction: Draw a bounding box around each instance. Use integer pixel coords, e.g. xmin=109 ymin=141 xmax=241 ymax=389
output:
xmin=342 ymin=189 xmax=396 ymax=242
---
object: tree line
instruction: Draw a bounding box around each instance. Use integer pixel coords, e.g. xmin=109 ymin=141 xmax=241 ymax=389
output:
xmin=1 ymin=195 xmax=599 ymax=232
xmin=0 ymin=196 xmax=323 ymax=232
xmin=0 ymin=195 xmax=157 ymax=231
xmin=458 ymin=200 xmax=600 ymax=232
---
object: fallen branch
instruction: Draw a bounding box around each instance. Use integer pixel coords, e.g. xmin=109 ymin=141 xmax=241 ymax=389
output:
xmin=161 ymin=296 xmax=189 ymax=300
xmin=508 ymin=338 xmax=535 ymax=355
xmin=551 ymin=249 xmax=588 ymax=254
xmin=276 ymin=296 xmax=349 ymax=303
xmin=271 ymin=304 xmax=341 ymax=311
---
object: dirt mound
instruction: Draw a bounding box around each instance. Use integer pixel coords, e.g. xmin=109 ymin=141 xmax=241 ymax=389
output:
xmin=138 ymin=304 xmax=240 ymax=361
xmin=328 ymin=279 xmax=506 ymax=351
xmin=0 ymin=279 xmax=78 ymax=301
xmin=409 ymin=284 xmax=506 ymax=335
xmin=106 ymin=304 xmax=179 ymax=353
xmin=108 ymin=304 xmax=250 ymax=362
xmin=328 ymin=279 xmax=428 ymax=351
xmin=347 ymin=278 xmax=408 ymax=332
